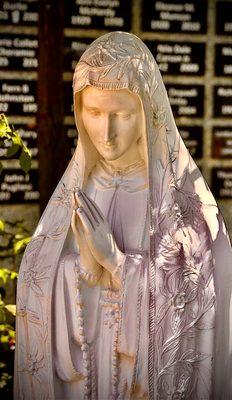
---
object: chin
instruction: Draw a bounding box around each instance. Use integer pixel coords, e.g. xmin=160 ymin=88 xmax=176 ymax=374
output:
xmin=100 ymin=151 xmax=122 ymax=161
xmin=103 ymin=156 xmax=119 ymax=162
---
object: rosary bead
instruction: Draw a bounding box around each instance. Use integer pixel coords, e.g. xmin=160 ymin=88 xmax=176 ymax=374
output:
xmin=81 ymin=344 xmax=89 ymax=352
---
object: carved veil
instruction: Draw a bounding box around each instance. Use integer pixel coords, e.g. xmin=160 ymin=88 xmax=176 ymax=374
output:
xmin=14 ymin=32 xmax=232 ymax=399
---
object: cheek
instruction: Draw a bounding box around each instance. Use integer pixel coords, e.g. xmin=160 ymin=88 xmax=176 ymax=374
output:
xmin=119 ymin=120 xmax=138 ymax=143
xmin=82 ymin=117 xmax=100 ymax=141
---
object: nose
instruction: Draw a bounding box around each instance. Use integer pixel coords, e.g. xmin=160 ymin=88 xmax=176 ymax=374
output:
xmin=103 ymin=115 xmax=115 ymax=143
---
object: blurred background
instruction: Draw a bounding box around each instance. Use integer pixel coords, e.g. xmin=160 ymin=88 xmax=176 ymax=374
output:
xmin=0 ymin=0 xmax=231 ymax=397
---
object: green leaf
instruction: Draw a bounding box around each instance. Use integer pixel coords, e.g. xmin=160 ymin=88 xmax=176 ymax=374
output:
xmin=0 ymin=161 xmax=3 ymax=175
xmin=0 ymin=269 xmax=9 ymax=284
xmin=6 ymin=143 xmax=20 ymax=158
xmin=0 ymin=115 xmax=32 ymax=174
xmin=5 ymin=305 xmax=16 ymax=316
xmin=15 ymin=234 xmax=24 ymax=239
xmin=19 ymin=150 xmax=31 ymax=173
xmin=13 ymin=237 xmax=31 ymax=254
xmin=10 ymin=271 xmax=18 ymax=280
xmin=0 ymin=323 xmax=14 ymax=331
xmin=0 ymin=220 xmax=4 ymax=232
xmin=12 ymin=135 xmax=22 ymax=147
xmin=0 ymin=114 xmax=9 ymax=137
xmin=0 ymin=335 xmax=9 ymax=343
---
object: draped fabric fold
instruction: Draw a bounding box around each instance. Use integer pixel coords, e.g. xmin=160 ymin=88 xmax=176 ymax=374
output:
xmin=14 ymin=32 xmax=232 ymax=400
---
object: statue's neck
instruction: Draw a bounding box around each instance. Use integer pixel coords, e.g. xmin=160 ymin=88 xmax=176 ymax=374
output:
xmin=102 ymin=146 xmax=141 ymax=170
xmin=99 ymin=158 xmax=145 ymax=176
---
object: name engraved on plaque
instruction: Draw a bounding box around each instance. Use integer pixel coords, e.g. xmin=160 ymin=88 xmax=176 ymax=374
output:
xmin=215 ymin=44 xmax=232 ymax=77
xmin=64 ymin=37 xmax=92 ymax=72
xmin=65 ymin=0 xmax=131 ymax=30
xmin=216 ymin=1 xmax=232 ymax=35
xmin=0 ymin=168 xmax=39 ymax=203
xmin=212 ymin=168 xmax=232 ymax=199
xmin=212 ymin=127 xmax=232 ymax=159
xmin=142 ymin=0 xmax=207 ymax=33
xmin=0 ymin=33 xmax=38 ymax=70
xmin=166 ymin=84 xmax=204 ymax=117
xmin=145 ymin=40 xmax=205 ymax=75
xmin=179 ymin=126 xmax=203 ymax=158
xmin=0 ymin=80 xmax=37 ymax=115
xmin=0 ymin=0 xmax=38 ymax=26
xmin=214 ymin=86 xmax=232 ymax=117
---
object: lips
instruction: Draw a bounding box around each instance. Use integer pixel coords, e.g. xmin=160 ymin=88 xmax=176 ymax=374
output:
xmin=100 ymin=142 xmax=116 ymax=149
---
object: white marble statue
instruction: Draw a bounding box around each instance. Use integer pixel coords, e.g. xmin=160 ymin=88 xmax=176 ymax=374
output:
xmin=14 ymin=32 xmax=232 ymax=400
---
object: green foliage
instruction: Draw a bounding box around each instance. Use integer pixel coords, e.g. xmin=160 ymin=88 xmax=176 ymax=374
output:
xmin=0 ymin=220 xmax=4 ymax=232
xmin=0 ymin=323 xmax=15 ymax=392
xmin=0 ymin=113 xmax=32 ymax=173
xmin=0 ymin=371 xmax=12 ymax=389
xmin=0 ymin=218 xmax=31 ymax=258
xmin=0 ymin=269 xmax=18 ymax=285
xmin=0 ymin=217 xmax=30 ymax=324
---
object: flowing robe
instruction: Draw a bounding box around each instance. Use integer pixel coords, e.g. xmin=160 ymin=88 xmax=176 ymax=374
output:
xmin=53 ymin=160 xmax=150 ymax=399
xmin=52 ymin=158 xmax=218 ymax=400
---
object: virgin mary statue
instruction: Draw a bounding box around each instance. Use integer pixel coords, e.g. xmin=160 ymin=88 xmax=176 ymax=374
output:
xmin=14 ymin=32 xmax=232 ymax=400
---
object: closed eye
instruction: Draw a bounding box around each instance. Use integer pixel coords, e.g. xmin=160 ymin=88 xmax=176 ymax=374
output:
xmin=117 ymin=113 xmax=132 ymax=119
xmin=87 ymin=109 xmax=101 ymax=117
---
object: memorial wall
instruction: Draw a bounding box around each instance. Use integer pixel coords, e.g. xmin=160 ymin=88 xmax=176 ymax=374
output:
xmin=0 ymin=0 xmax=232 ymax=236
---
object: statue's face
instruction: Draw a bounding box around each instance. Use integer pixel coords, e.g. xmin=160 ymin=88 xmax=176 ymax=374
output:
xmin=80 ymin=86 xmax=142 ymax=163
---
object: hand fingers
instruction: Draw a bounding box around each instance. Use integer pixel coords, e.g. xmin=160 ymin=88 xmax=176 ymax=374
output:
xmin=72 ymin=191 xmax=87 ymax=236
xmin=77 ymin=189 xmax=104 ymax=222
xmin=76 ymin=206 xmax=95 ymax=233
xmin=71 ymin=205 xmax=85 ymax=234
xmin=75 ymin=190 xmax=100 ymax=226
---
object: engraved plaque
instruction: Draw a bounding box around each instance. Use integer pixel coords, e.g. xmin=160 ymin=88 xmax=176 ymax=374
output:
xmin=65 ymin=0 xmax=131 ymax=30
xmin=0 ymin=168 xmax=39 ymax=203
xmin=145 ymin=40 xmax=205 ymax=75
xmin=212 ymin=127 xmax=232 ymax=158
xmin=0 ymin=80 xmax=37 ymax=115
xmin=216 ymin=1 xmax=232 ymax=35
xmin=0 ymin=33 xmax=38 ymax=70
xmin=166 ymin=84 xmax=204 ymax=117
xmin=142 ymin=0 xmax=207 ymax=34
xmin=215 ymin=44 xmax=232 ymax=77
xmin=212 ymin=168 xmax=232 ymax=199
xmin=0 ymin=0 xmax=38 ymax=26
xmin=214 ymin=86 xmax=232 ymax=118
